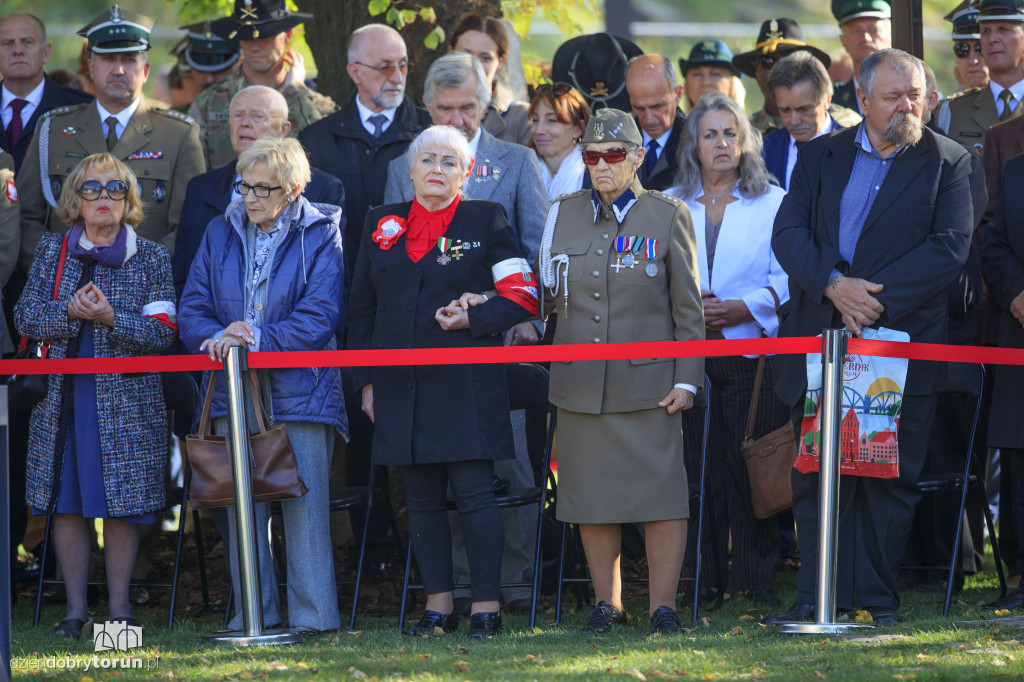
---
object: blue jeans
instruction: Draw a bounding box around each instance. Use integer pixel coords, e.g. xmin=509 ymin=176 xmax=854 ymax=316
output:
xmin=216 ymin=417 xmax=340 ymax=631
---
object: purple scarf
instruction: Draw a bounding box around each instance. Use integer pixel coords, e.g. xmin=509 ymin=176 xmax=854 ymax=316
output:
xmin=66 ymin=223 xmax=129 ymax=267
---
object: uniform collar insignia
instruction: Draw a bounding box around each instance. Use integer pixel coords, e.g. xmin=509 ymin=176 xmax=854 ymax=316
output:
xmin=590 ymin=186 xmax=638 ymax=224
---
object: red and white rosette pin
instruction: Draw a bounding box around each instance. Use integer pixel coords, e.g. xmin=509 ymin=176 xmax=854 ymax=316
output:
xmin=5 ymin=179 xmax=17 ymax=203
xmin=372 ymin=215 xmax=407 ymax=250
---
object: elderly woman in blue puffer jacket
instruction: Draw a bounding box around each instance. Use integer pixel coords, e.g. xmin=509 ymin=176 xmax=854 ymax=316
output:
xmin=179 ymin=136 xmax=347 ymax=633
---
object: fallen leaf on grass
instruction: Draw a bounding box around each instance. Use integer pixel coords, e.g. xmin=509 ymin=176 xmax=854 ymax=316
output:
xmin=692 ymin=650 xmax=706 ymax=656
xmin=623 ymin=668 xmax=647 ymax=680
xmin=416 ymin=653 xmax=431 ymax=659
xmin=701 ymin=617 xmax=712 ymax=627
xmin=994 ymin=659 xmax=1008 ymax=667
xmin=454 ymin=660 xmax=470 ymax=672
xmin=267 ymin=662 xmax=289 ymax=671
xmin=739 ymin=615 xmax=755 ymax=621
xmin=347 ymin=630 xmax=363 ymax=636
xmin=159 ymin=673 xmax=175 ymax=680
xmin=450 ymin=645 xmax=469 ymax=654
xmin=892 ymin=674 xmax=916 ymax=679
xmin=347 ymin=667 xmax=367 ymax=680
xmin=592 ymin=641 xmax=599 ymax=650
xmin=814 ymin=673 xmax=826 ymax=678
xmin=296 ymin=662 xmax=310 ymax=669
xmin=525 ymin=654 xmax=546 ymax=664
xmin=728 ymin=626 xmax=743 ymax=635
xmin=916 ymin=654 xmax=932 ymax=660
xmin=647 ymin=670 xmax=677 ymax=678
xmin=399 ymin=645 xmax=410 ymax=653
xmin=200 ymin=658 xmax=212 ymax=665
xmin=854 ymin=610 xmax=873 ymax=623
xmin=956 ymin=645 xmax=967 ymax=652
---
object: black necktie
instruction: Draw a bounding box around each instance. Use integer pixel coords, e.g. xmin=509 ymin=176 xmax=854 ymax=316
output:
xmin=644 ymin=138 xmax=659 ymax=177
xmin=795 ymin=140 xmax=807 ymax=151
xmin=368 ymin=113 xmax=387 ymax=139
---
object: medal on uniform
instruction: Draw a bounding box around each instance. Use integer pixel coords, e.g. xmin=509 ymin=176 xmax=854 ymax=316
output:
xmin=645 ymin=238 xmax=659 ymax=277
xmin=450 ymin=244 xmax=464 ymax=260
xmin=612 ymin=235 xmax=627 ymax=272
xmin=152 ymin=181 xmax=166 ymax=203
xmin=621 ymin=236 xmax=637 ymax=268
xmin=437 ymin=237 xmax=453 ymax=265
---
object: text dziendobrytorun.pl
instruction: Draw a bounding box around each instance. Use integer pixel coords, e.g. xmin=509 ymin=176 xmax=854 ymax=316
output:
xmin=10 ymin=655 xmax=160 ymax=672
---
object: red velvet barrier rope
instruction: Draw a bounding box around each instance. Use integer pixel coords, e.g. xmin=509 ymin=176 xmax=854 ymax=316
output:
xmin=1 ymin=336 xmax=1024 ymax=376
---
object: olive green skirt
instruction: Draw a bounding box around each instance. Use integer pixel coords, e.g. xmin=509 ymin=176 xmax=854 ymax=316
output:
xmin=555 ymin=407 xmax=689 ymax=524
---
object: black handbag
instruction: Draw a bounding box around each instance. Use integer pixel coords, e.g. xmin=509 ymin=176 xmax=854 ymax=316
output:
xmin=6 ymin=234 xmax=68 ymax=407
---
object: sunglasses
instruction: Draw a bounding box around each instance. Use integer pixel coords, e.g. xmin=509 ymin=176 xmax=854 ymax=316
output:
xmin=758 ymin=55 xmax=781 ymax=71
xmin=353 ymin=60 xmax=410 ymax=76
xmin=536 ymin=82 xmax=574 ymax=98
xmin=233 ymin=181 xmax=282 ymax=198
xmin=954 ymin=41 xmax=982 ymax=58
xmin=581 ymin=147 xmax=632 ymax=165
xmin=77 ymin=180 xmax=128 ymax=201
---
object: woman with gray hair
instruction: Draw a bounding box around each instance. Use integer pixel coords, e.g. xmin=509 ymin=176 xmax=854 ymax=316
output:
xmin=348 ymin=125 xmax=537 ymax=638
xmin=668 ymin=90 xmax=791 ymax=607
xmin=179 ymin=136 xmax=346 ymax=633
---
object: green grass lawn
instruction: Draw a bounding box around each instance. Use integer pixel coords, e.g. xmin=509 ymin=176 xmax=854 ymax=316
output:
xmin=10 ymin=564 xmax=1024 ymax=681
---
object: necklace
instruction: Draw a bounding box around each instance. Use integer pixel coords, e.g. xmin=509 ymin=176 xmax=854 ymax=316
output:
xmin=702 ymin=185 xmax=735 ymax=206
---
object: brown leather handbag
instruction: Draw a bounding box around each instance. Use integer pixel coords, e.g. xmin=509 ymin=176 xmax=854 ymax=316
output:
xmin=740 ymin=355 xmax=798 ymax=520
xmin=186 ymin=369 xmax=308 ymax=509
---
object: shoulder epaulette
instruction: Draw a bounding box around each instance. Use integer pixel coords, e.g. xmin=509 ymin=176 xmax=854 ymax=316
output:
xmin=42 ymin=103 xmax=89 ymax=120
xmin=946 ymin=86 xmax=986 ymax=101
xmin=152 ymin=107 xmax=195 ymax=124
xmin=649 ymin=190 xmax=682 ymax=205
xmin=552 ymin=189 xmax=588 ymax=203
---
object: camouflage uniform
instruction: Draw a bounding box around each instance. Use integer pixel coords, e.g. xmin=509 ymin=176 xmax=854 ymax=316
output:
xmin=188 ymin=63 xmax=337 ymax=168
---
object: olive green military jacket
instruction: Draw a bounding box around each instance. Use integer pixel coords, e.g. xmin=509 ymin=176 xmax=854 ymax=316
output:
xmin=538 ymin=180 xmax=705 ymax=415
xmin=0 ymin=150 xmax=18 ymax=289
xmin=16 ymin=97 xmax=204 ymax=270
xmin=188 ymin=64 xmax=338 ymax=169
xmin=935 ymin=86 xmax=1024 ymax=152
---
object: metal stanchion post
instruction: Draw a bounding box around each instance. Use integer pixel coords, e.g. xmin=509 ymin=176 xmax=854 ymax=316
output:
xmin=203 ymin=347 xmax=302 ymax=646
xmin=775 ymin=328 xmax=874 ymax=635
xmin=1 ymin=387 xmax=11 ymax=681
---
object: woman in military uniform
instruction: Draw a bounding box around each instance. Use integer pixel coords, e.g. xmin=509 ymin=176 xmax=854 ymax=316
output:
xmin=538 ymin=108 xmax=705 ymax=634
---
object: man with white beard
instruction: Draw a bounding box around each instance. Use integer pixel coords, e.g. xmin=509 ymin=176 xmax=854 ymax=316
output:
xmin=763 ymin=48 xmax=974 ymax=626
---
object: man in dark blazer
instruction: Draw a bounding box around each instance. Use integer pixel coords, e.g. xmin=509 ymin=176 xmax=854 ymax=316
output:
xmin=625 ymin=54 xmax=685 ymax=191
xmin=764 ymin=49 xmax=973 ymax=625
xmin=173 ymin=85 xmax=344 ymax=301
xmin=0 ymin=12 xmax=91 ymax=173
xmin=980 ymin=152 xmax=1024 ymax=611
xmin=299 ymin=24 xmax=430 ymax=274
xmin=762 ymin=51 xmax=860 ymax=191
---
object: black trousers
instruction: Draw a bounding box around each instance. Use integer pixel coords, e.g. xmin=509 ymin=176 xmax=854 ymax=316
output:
xmin=400 ymin=460 xmax=503 ymax=602
xmin=790 ymin=393 xmax=938 ymax=610
xmin=701 ymin=355 xmax=790 ymax=591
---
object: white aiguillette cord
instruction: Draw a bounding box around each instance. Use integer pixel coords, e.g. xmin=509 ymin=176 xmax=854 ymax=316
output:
xmin=539 ymin=201 xmax=569 ymax=317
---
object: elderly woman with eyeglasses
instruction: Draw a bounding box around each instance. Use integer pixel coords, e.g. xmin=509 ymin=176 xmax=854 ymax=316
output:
xmin=179 ymin=136 xmax=346 ymax=634
xmin=15 ymin=153 xmax=178 ymax=638
xmin=537 ymin=108 xmax=704 ymax=635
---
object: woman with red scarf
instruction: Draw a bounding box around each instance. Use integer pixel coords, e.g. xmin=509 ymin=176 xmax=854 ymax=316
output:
xmin=347 ymin=125 xmax=537 ymax=639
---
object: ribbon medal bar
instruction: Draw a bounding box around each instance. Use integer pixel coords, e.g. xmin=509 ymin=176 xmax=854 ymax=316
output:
xmin=437 ymin=237 xmax=453 ymax=265
xmin=645 ymin=238 xmax=658 ymax=277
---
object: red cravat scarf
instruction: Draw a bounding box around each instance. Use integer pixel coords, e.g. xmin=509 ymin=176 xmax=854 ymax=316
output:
xmin=405 ymin=194 xmax=462 ymax=262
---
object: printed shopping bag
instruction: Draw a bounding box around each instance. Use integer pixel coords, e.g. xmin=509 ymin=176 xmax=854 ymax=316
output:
xmin=794 ymin=327 xmax=909 ymax=479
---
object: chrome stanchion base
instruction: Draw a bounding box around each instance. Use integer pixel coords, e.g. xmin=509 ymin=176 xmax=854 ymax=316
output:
xmin=773 ymin=622 xmax=875 ymax=634
xmin=202 ymin=627 xmax=306 ymax=646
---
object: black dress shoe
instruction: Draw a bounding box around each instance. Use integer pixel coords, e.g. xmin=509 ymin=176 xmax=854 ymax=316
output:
xmin=650 ymin=606 xmax=681 ymax=634
xmin=866 ymin=606 xmax=902 ymax=624
xmin=468 ymin=611 xmax=502 ymax=639
xmin=401 ymin=610 xmax=458 ymax=636
xmin=984 ymin=586 xmax=1024 ymax=611
xmin=748 ymin=589 xmax=782 ymax=607
xmin=759 ymin=602 xmax=815 ymax=627
xmin=581 ymin=601 xmax=627 ymax=634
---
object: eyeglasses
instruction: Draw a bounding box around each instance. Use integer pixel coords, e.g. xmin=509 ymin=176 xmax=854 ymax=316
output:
xmin=77 ymin=180 xmax=128 ymax=201
xmin=353 ymin=61 xmax=409 ymax=76
xmin=581 ymin=147 xmax=632 ymax=165
xmin=758 ymin=55 xmax=781 ymax=71
xmin=233 ymin=181 xmax=282 ymax=198
xmin=954 ymin=41 xmax=982 ymax=58
xmin=535 ymin=82 xmax=574 ymax=99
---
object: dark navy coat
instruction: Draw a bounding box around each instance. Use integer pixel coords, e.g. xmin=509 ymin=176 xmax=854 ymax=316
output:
xmin=347 ymin=200 xmax=532 ymax=465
